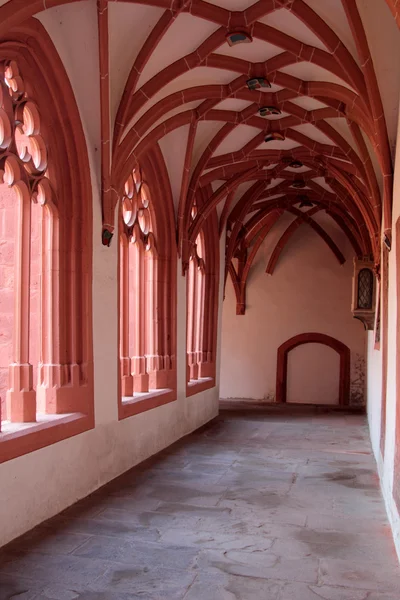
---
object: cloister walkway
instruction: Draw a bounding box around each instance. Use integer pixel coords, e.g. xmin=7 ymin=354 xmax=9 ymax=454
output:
xmin=0 ymin=407 xmax=399 ymax=599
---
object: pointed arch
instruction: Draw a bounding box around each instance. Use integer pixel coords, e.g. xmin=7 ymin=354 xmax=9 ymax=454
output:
xmin=186 ymin=187 xmax=219 ymax=397
xmin=0 ymin=18 xmax=93 ymax=462
xmin=118 ymin=145 xmax=177 ymax=419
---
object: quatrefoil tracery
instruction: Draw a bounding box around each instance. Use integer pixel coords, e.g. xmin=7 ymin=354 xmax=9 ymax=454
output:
xmin=0 ymin=60 xmax=52 ymax=205
xmin=122 ymin=167 xmax=155 ymax=252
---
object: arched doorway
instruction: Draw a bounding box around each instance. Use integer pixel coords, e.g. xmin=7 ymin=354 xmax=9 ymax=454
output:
xmin=276 ymin=333 xmax=350 ymax=406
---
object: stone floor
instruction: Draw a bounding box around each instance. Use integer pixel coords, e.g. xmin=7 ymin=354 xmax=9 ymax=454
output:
xmin=1 ymin=408 xmax=400 ymax=599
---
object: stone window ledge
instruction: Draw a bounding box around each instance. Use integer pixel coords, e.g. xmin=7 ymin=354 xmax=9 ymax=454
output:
xmin=186 ymin=377 xmax=215 ymax=397
xmin=120 ymin=388 xmax=176 ymax=419
xmin=0 ymin=412 xmax=93 ymax=464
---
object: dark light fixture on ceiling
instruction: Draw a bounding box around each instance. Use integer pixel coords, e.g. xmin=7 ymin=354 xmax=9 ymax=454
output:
xmin=247 ymin=77 xmax=271 ymax=90
xmin=226 ymin=31 xmax=252 ymax=46
xmin=291 ymin=180 xmax=306 ymax=189
xmin=298 ymin=195 xmax=313 ymax=208
xmin=264 ymin=132 xmax=285 ymax=142
xmin=289 ymin=160 xmax=303 ymax=168
xmin=259 ymin=106 xmax=281 ymax=117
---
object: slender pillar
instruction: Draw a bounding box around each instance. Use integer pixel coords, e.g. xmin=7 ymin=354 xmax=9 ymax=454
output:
xmin=146 ymin=251 xmax=167 ymax=389
xmin=6 ymin=192 xmax=36 ymax=422
xmin=198 ymin=270 xmax=215 ymax=378
xmin=195 ymin=266 xmax=205 ymax=375
xmin=130 ymin=240 xmax=149 ymax=392
xmin=187 ymin=258 xmax=199 ymax=380
xmin=36 ymin=202 xmax=70 ymax=413
xmin=120 ymin=236 xmax=133 ymax=396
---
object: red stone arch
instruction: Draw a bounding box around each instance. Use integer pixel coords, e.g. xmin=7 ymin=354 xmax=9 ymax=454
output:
xmin=186 ymin=186 xmax=219 ymax=396
xmin=0 ymin=18 xmax=93 ymax=460
xmin=118 ymin=144 xmax=177 ymax=419
xmin=276 ymin=333 xmax=350 ymax=406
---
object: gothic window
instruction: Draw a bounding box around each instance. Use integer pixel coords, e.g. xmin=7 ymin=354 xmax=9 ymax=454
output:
xmin=357 ymin=268 xmax=374 ymax=310
xmin=0 ymin=61 xmax=54 ymax=427
xmin=187 ymin=233 xmax=206 ymax=381
xmin=119 ymin=165 xmax=175 ymax=415
xmin=186 ymin=200 xmax=219 ymax=393
xmin=0 ymin=59 xmax=93 ymax=434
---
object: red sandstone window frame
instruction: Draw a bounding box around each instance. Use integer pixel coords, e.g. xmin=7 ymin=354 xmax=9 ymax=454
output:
xmin=186 ymin=209 xmax=219 ymax=398
xmin=117 ymin=149 xmax=177 ymax=419
xmin=0 ymin=20 xmax=94 ymax=463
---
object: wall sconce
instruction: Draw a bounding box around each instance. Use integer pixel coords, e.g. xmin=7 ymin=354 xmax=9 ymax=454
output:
xmin=102 ymin=228 xmax=113 ymax=247
xmin=351 ymin=258 xmax=376 ymax=330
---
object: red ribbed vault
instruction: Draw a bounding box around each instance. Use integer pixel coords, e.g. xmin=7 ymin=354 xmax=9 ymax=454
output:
xmin=106 ymin=0 xmax=395 ymax=314
xmin=1 ymin=0 xmax=397 ymax=316
xmin=103 ymin=0 xmax=395 ymax=314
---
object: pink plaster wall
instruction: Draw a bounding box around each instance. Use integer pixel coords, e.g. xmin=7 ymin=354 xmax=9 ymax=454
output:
xmin=286 ymin=343 xmax=340 ymax=405
xmin=220 ymin=213 xmax=366 ymax=404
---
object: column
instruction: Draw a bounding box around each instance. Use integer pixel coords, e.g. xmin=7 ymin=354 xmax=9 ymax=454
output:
xmin=6 ymin=192 xmax=36 ymax=422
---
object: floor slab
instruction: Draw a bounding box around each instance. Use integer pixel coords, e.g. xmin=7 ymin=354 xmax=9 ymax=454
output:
xmin=1 ymin=408 xmax=399 ymax=599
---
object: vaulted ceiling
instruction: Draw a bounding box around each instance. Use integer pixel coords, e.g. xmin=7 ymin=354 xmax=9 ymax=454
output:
xmin=105 ymin=0 xmax=399 ymax=307
xmin=2 ymin=0 xmax=400 ymax=312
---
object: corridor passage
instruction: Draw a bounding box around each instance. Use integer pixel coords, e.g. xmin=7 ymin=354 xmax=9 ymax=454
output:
xmin=0 ymin=409 xmax=399 ymax=599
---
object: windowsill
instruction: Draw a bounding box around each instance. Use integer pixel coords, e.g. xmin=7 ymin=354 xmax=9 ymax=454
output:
xmin=186 ymin=377 xmax=215 ymax=397
xmin=1 ymin=412 xmax=80 ymax=436
xmin=119 ymin=388 xmax=176 ymax=420
xmin=0 ymin=412 xmax=94 ymax=464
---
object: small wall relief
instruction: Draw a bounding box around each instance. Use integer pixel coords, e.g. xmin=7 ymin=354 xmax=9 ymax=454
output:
xmin=350 ymin=353 xmax=366 ymax=406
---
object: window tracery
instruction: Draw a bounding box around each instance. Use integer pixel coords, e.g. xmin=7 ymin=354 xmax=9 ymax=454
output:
xmin=119 ymin=165 xmax=175 ymax=411
xmin=187 ymin=232 xmax=206 ymax=381
xmin=0 ymin=60 xmax=54 ymax=427
xmin=0 ymin=61 xmax=53 ymax=205
xmin=0 ymin=58 xmax=92 ymax=432
xmin=186 ymin=199 xmax=218 ymax=391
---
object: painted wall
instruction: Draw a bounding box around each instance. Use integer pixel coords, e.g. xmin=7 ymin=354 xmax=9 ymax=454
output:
xmin=366 ymin=331 xmax=383 ymax=460
xmin=287 ymin=344 xmax=340 ymax=405
xmin=0 ymin=5 xmax=223 ymax=548
xmin=368 ymin=96 xmax=400 ymax=561
xmin=220 ymin=213 xmax=366 ymax=405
